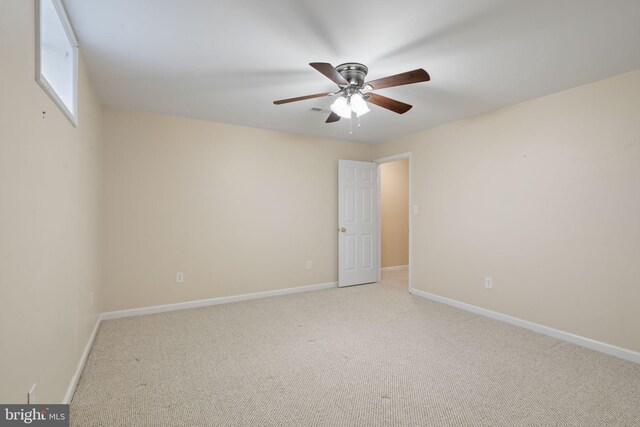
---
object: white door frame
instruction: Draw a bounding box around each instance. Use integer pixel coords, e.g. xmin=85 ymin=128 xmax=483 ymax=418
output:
xmin=375 ymin=152 xmax=413 ymax=291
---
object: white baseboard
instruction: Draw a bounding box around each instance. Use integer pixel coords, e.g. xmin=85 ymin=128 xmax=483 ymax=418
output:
xmin=64 ymin=316 xmax=101 ymax=404
xmin=64 ymin=280 xmax=338 ymax=403
xmin=100 ymin=281 xmax=338 ymax=321
xmin=65 ymin=281 xmax=638 ymax=405
xmin=381 ymin=265 xmax=408 ymax=272
xmin=409 ymin=288 xmax=640 ymax=364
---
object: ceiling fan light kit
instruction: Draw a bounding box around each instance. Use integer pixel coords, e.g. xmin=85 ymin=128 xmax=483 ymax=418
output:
xmin=274 ymin=62 xmax=430 ymax=130
xmin=330 ymin=91 xmax=370 ymax=119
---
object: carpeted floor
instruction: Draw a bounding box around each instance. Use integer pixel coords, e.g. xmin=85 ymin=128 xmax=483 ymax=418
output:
xmin=71 ymin=271 xmax=640 ymax=426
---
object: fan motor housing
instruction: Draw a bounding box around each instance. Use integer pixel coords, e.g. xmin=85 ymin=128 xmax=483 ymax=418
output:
xmin=336 ymin=63 xmax=368 ymax=87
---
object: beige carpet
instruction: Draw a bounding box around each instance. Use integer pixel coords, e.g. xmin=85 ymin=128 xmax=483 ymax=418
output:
xmin=71 ymin=271 xmax=640 ymax=426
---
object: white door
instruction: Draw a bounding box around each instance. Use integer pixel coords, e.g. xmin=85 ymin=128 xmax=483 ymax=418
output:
xmin=338 ymin=160 xmax=379 ymax=287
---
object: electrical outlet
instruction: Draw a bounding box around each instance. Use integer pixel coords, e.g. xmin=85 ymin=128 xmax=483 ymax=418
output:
xmin=176 ymin=272 xmax=184 ymax=284
xmin=28 ymin=383 xmax=37 ymax=404
xmin=306 ymin=261 xmax=313 ymax=270
xmin=484 ymin=277 xmax=493 ymax=289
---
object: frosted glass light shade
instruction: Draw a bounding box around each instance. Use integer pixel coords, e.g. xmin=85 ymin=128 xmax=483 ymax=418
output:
xmin=350 ymin=93 xmax=370 ymax=117
xmin=330 ymin=96 xmax=352 ymax=119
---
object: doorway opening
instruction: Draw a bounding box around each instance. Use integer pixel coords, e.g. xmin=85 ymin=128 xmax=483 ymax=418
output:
xmin=376 ymin=153 xmax=411 ymax=290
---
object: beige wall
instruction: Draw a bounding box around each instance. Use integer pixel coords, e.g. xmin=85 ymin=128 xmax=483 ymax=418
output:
xmin=373 ymin=69 xmax=640 ymax=353
xmin=2 ymin=0 xmax=639 ymax=404
xmin=102 ymin=109 xmax=370 ymax=311
xmin=380 ymin=160 xmax=409 ymax=268
xmin=0 ymin=1 xmax=103 ymax=403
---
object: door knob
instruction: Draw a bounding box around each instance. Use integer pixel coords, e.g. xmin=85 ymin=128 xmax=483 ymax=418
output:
xmin=340 ymin=227 xmax=347 ymax=233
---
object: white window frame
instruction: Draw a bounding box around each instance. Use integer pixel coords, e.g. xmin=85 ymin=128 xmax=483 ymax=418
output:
xmin=35 ymin=0 xmax=79 ymax=127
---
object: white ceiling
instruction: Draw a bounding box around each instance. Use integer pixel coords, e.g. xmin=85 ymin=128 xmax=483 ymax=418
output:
xmin=62 ymin=0 xmax=640 ymax=144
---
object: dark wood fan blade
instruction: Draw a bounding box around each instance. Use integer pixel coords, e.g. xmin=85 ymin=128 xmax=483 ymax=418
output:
xmin=366 ymin=93 xmax=413 ymax=114
xmin=273 ymin=92 xmax=331 ymax=105
xmin=365 ymin=69 xmax=430 ymax=90
xmin=309 ymin=62 xmax=349 ymax=86
xmin=326 ymin=112 xmax=340 ymax=123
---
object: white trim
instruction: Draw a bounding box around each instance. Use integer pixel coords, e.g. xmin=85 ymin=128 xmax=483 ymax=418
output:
xmin=63 ymin=316 xmax=101 ymax=404
xmin=381 ymin=265 xmax=408 ymax=272
xmin=35 ymin=0 xmax=79 ymax=127
xmin=63 ymin=281 xmax=639 ymax=404
xmin=410 ymin=288 xmax=640 ymax=364
xmin=375 ymin=152 xmax=413 ymax=291
xmin=375 ymin=153 xmax=412 ymax=164
xmin=101 ymin=281 xmax=338 ymax=320
xmin=63 ymin=281 xmax=338 ymax=402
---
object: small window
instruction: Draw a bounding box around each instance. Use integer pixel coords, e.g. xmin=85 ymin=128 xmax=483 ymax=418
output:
xmin=36 ymin=0 xmax=79 ymax=126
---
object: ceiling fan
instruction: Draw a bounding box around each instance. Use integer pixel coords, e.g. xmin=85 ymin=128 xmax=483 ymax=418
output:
xmin=273 ymin=62 xmax=430 ymax=124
